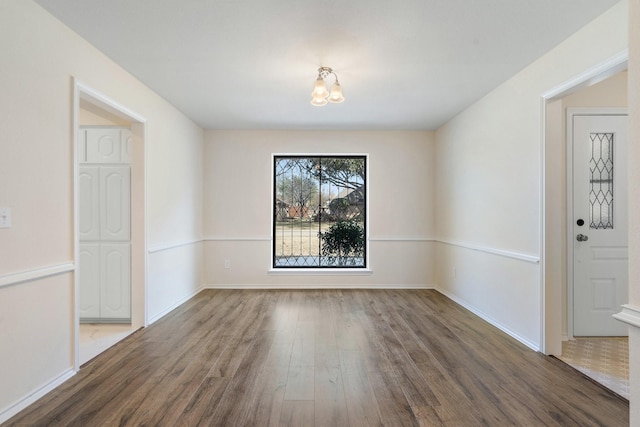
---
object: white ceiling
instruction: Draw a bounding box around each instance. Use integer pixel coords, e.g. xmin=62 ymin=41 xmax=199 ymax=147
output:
xmin=35 ymin=0 xmax=621 ymax=130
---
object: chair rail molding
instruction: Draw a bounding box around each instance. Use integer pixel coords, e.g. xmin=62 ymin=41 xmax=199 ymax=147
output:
xmin=0 ymin=262 xmax=75 ymax=289
xmin=437 ymin=239 xmax=540 ymax=264
xmin=148 ymin=238 xmax=204 ymax=254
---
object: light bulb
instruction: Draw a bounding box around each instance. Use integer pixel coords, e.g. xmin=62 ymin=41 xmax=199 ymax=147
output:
xmin=311 ymin=76 xmax=329 ymax=99
xmin=311 ymin=96 xmax=328 ymax=106
xmin=327 ymin=82 xmax=344 ymax=103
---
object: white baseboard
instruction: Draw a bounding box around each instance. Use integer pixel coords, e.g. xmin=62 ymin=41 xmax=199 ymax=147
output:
xmin=0 ymin=368 xmax=75 ymax=424
xmin=147 ymin=286 xmax=206 ymax=325
xmin=436 ymin=288 xmax=540 ymax=352
xmin=203 ymin=283 xmax=435 ymax=290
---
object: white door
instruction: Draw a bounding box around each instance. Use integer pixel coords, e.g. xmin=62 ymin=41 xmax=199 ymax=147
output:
xmin=572 ymin=114 xmax=628 ymax=336
xmin=86 ymin=129 xmax=122 ymax=163
xmin=100 ymin=243 xmax=131 ymax=319
xmin=79 ymin=167 xmax=100 ymax=241
xmin=79 ymin=243 xmax=100 ymax=318
xmin=79 ymin=127 xmax=131 ymax=321
xmin=100 ymin=166 xmax=131 ymax=241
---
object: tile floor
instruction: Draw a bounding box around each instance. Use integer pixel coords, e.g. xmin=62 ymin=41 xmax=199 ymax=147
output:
xmin=79 ymin=323 xmax=137 ymax=365
xmin=559 ymin=337 xmax=629 ymax=399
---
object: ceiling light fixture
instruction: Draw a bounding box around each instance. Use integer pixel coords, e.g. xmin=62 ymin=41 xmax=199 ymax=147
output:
xmin=311 ymin=66 xmax=344 ymax=106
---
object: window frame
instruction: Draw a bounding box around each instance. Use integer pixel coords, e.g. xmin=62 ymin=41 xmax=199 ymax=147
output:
xmin=271 ymin=153 xmax=369 ymax=271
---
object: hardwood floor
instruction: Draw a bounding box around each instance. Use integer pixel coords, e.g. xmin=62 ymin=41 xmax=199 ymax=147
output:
xmin=5 ymin=289 xmax=628 ymax=426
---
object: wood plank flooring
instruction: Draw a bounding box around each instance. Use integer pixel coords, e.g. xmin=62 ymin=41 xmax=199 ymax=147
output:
xmin=4 ymin=289 xmax=629 ymax=426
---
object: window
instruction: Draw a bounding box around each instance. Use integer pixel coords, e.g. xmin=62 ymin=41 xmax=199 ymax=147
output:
xmin=589 ymin=132 xmax=614 ymax=229
xmin=273 ymin=155 xmax=367 ymax=268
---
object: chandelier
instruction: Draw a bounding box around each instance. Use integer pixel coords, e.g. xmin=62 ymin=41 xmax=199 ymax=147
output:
xmin=310 ymin=67 xmax=344 ymax=106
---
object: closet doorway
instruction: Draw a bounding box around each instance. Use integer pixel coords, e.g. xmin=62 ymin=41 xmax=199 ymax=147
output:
xmin=74 ymin=83 xmax=147 ymax=367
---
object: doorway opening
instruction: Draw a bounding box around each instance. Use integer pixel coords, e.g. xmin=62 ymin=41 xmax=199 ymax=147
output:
xmin=542 ymin=53 xmax=628 ymax=396
xmin=73 ymin=80 xmax=147 ymax=368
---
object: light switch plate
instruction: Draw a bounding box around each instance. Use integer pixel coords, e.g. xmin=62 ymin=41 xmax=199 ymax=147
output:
xmin=0 ymin=208 xmax=11 ymax=228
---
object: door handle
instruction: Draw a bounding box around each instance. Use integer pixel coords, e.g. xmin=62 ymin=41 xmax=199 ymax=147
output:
xmin=577 ymin=234 xmax=589 ymax=242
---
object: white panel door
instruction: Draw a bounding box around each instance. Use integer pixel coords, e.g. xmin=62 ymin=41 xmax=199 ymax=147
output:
xmin=79 ymin=127 xmax=132 ymax=322
xmin=79 ymin=243 xmax=100 ymax=318
xmin=100 ymin=166 xmax=131 ymax=241
xmin=573 ymin=114 xmax=628 ymax=336
xmin=100 ymin=243 xmax=131 ymax=319
xmin=121 ymin=129 xmax=132 ymax=164
xmin=79 ymin=130 xmax=87 ymax=163
xmin=86 ymin=129 xmax=122 ymax=163
xmin=79 ymin=167 xmax=100 ymax=241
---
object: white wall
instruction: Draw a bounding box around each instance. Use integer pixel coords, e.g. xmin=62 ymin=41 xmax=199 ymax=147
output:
xmin=0 ymin=0 xmax=635 ymax=422
xmin=435 ymin=1 xmax=628 ymax=350
xmin=0 ymin=0 xmax=203 ymax=420
xmin=203 ymin=130 xmax=436 ymax=287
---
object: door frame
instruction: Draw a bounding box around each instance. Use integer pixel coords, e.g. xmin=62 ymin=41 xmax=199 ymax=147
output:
xmin=540 ymin=50 xmax=627 ymax=355
xmin=72 ymin=79 xmax=148 ymax=371
xmin=566 ymin=108 xmax=628 ymax=339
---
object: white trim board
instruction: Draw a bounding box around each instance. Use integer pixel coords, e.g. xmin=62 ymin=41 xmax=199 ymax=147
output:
xmin=542 ymin=50 xmax=628 ymax=100
xmin=267 ymin=269 xmax=373 ymax=276
xmin=148 ymin=239 xmax=204 ymax=254
xmin=205 ymin=283 xmax=435 ymax=290
xmin=147 ymin=286 xmax=206 ymax=325
xmin=204 ymin=237 xmax=271 ymax=242
xmin=437 ymin=288 xmax=539 ymax=352
xmin=76 ymin=82 xmax=147 ymax=124
xmin=370 ymin=237 xmax=436 ymax=242
xmin=0 ymin=263 xmax=74 ymax=289
xmin=0 ymin=368 xmax=75 ymax=425
xmin=613 ymin=305 xmax=640 ymax=329
xmin=436 ymin=239 xmax=539 ymax=264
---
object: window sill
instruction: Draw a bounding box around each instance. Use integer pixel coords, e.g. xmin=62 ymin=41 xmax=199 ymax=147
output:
xmin=268 ymin=268 xmax=373 ymax=276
